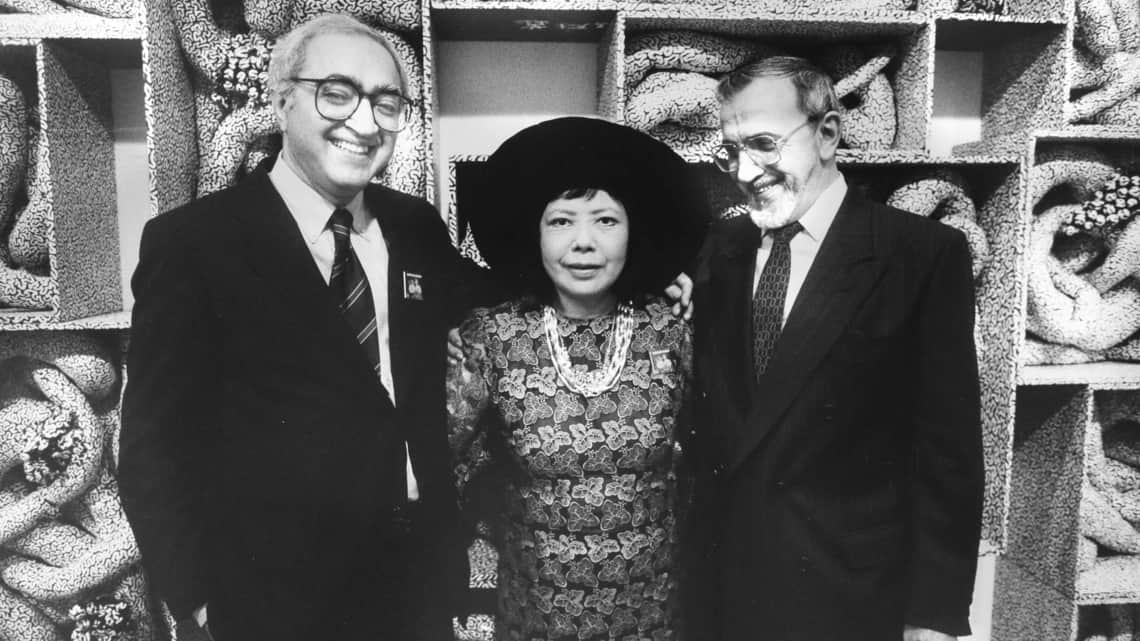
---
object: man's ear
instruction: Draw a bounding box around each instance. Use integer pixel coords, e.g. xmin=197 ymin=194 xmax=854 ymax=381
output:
xmin=816 ymin=110 xmax=842 ymax=159
xmin=272 ymin=92 xmax=290 ymax=132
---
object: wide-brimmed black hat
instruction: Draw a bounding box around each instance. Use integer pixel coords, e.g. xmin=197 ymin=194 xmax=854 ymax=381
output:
xmin=463 ymin=116 xmax=709 ymax=299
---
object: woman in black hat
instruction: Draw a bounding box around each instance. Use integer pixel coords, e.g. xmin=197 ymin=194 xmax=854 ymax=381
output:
xmin=447 ymin=117 xmax=708 ymax=640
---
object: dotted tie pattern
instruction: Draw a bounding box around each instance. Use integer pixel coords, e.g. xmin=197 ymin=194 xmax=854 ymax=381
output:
xmin=751 ymin=221 xmax=803 ymax=380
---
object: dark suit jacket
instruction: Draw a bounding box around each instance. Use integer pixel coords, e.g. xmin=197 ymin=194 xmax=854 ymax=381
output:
xmin=118 ymin=165 xmax=484 ymax=631
xmin=687 ymin=192 xmax=984 ymax=641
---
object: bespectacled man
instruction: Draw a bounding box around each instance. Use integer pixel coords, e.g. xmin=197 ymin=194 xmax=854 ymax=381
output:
xmin=119 ymin=14 xmax=484 ymax=641
xmin=686 ymin=56 xmax=985 ymax=641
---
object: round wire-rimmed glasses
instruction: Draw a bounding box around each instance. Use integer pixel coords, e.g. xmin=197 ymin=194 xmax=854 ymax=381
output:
xmin=291 ymin=76 xmax=415 ymax=132
xmin=712 ymin=119 xmax=815 ymax=173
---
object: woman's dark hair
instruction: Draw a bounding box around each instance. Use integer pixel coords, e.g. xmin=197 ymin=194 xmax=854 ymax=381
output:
xmin=509 ymin=184 xmax=659 ymax=311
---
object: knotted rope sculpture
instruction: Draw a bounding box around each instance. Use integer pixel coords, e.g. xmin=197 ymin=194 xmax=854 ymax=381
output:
xmin=1023 ymin=146 xmax=1140 ymax=364
xmin=818 ymin=43 xmax=898 ymax=150
xmin=624 ymin=31 xmax=779 ymax=161
xmin=1069 ymin=0 xmax=1140 ymax=125
xmin=0 ymin=352 xmax=160 ymax=641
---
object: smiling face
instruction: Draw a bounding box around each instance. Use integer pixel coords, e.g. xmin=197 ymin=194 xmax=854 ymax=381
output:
xmin=720 ymin=75 xmax=840 ymax=229
xmin=274 ymin=31 xmax=400 ymax=206
xmin=539 ymin=189 xmax=629 ymax=318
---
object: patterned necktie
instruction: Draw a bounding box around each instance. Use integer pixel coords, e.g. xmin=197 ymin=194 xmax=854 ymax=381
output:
xmin=752 ymin=221 xmax=802 ymax=379
xmin=329 ymin=208 xmax=386 ymax=387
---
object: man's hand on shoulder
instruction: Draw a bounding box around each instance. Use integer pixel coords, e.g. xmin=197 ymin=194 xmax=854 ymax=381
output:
xmin=665 ymin=272 xmax=693 ymax=320
xmin=173 ymin=604 xmax=212 ymax=641
xmin=904 ymin=625 xmax=956 ymax=641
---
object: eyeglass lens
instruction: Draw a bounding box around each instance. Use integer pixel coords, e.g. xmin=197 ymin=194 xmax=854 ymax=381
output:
xmin=314 ymin=79 xmax=410 ymax=132
xmin=714 ymin=137 xmax=781 ymax=172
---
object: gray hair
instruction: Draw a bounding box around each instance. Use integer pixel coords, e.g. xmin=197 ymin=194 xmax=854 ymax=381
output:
xmin=716 ymin=56 xmax=840 ymax=121
xmin=267 ymin=13 xmax=408 ymax=101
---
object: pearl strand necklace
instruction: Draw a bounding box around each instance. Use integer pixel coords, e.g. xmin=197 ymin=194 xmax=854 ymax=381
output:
xmin=542 ymin=303 xmax=635 ymax=397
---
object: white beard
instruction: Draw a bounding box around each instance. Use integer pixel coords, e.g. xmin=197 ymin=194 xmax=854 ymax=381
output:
xmin=747 ymin=184 xmax=800 ymax=229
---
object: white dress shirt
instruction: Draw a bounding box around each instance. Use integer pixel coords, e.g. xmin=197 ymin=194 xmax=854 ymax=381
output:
xmin=752 ymin=174 xmax=848 ymax=326
xmin=269 ymin=155 xmax=420 ymax=501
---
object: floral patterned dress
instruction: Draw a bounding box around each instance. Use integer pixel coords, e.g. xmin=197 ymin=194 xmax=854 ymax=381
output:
xmin=448 ymin=297 xmax=692 ymax=641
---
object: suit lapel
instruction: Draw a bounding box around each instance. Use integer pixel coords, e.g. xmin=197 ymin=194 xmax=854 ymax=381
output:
xmin=231 ymin=170 xmax=393 ymax=408
xmin=369 ymin=187 xmax=411 ymax=409
xmin=728 ymin=194 xmax=886 ymax=473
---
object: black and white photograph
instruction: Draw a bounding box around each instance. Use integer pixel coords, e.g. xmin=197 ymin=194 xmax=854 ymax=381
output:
xmin=0 ymin=0 xmax=1138 ymax=640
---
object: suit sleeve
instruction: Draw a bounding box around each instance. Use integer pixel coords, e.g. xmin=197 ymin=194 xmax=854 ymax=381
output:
xmin=415 ymin=201 xmax=501 ymax=323
xmin=905 ymin=230 xmax=985 ymax=636
xmin=119 ymin=216 xmax=218 ymax=620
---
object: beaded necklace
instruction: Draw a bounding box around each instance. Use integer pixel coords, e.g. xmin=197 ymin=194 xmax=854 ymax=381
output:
xmin=542 ymin=303 xmax=635 ymax=397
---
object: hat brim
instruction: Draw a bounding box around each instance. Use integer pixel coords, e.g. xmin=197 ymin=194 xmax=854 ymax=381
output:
xmin=463 ymin=116 xmax=710 ymax=296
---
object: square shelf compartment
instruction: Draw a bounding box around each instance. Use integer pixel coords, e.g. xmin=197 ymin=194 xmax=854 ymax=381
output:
xmin=0 ymin=40 xmax=126 ymax=327
xmin=994 ymin=386 xmax=1140 ymax=640
xmin=1018 ymin=139 xmax=1140 ymax=373
xmin=935 ymin=20 xmax=1068 ymax=144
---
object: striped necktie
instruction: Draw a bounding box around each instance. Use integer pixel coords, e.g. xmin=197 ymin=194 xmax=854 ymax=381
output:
xmin=752 ymin=221 xmax=802 ymax=380
xmin=329 ymin=208 xmax=387 ymax=389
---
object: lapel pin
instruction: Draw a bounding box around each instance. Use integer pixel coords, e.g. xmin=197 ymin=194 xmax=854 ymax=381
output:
xmin=649 ymin=349 xmax=673 ymax=375
xmin=403 ymin=271 xmax=423 ymax=301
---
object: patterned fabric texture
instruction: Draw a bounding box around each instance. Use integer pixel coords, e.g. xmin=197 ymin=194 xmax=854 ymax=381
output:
xmin=171 ymin=0 xmax=428 ymax=199
xmin=1070 ymin=0 xmax=1140 ymax=125
xmin=623 ymin=31 xmax=898 ymax=161
xmin=448 ymin=298 xmax=692 ymax=641
xmin=0 ymin=342 xmax=161 ymax=641
xmin=1023 ymin=146 xmax=1140 ymax=364
xmin=751 ymin=222 xmax=800 ymax=378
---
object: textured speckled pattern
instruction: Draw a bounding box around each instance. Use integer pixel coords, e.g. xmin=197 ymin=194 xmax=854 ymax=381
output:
xmin=0 ymin=69 xmax=28 ymax=269
xmin=978 ymin=23 xmax=1068 ymax=137
xmin=613 ymin=22 xmax=928 ymax=157
xmin=247 ymin=0 xmax=423 ymax=33
xmin=0 ymin=0 xmax=136 ymax=17
xmin=0 ymin=354 xmax=160 ymax=641
xmin=1024 ymin=144 xmax=1140 ymax=365
xmin=1078 ymin=391 xmax=1140 ymax=604
xmin=994 ymin=387 xmax=1089 ymax=641
xmin=12 ymin=1 xmax=1140 ymax=640
xmin=1069 ymin=0 xmax=1140 ymax=127
xmin=39 ymin=42 xmax=122 ymax=322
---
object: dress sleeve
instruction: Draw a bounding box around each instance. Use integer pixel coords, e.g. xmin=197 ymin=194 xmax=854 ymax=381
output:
xmin=446 ymin=310 xmax=495 ymax=512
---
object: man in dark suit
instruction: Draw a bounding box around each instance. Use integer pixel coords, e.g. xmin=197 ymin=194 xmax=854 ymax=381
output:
xmin=687 ymin=57 xmax=984 ymax=641
xmin=118 ymin=14 xmax=477 ymax=641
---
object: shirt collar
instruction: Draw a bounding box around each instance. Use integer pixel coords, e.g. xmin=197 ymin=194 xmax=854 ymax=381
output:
xmin=269 ymin=152 xmax=370 ymax=244
xmin=792 ymin=172 xmax=847 ymax=243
